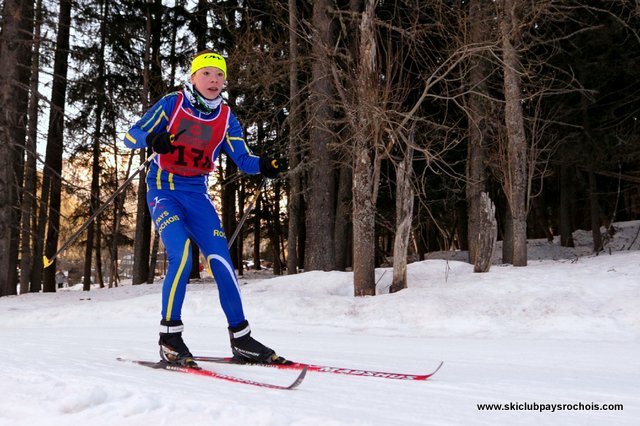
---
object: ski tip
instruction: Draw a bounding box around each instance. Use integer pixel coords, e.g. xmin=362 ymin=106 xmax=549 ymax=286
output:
xmin=285 ymin=365 xmax=308 ymax=390
xmin=420 ymin=361 xmax=444 ymax=380
xmin=43 ymin=256 xmax=53 ymax=268
xmin=117 ymin=357 xmax=167 ymax=369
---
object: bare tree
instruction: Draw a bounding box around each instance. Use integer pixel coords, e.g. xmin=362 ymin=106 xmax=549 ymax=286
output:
xmin=390 ymin=144 xmax=414 ymax=293
xmin=383 ymin=5 xmax=478 ymax=289
xmin=473 ymin=192 xmax=497 ymax=272
xmin=351 ymin=0 xmax=379 ymax=295
xmin=498 ymin=0 xmax=528 ymax=266
xmin=335 ymin=2 xmax=472 ymax=293
xmin=466 ymin=0 xmax=498 ymax=267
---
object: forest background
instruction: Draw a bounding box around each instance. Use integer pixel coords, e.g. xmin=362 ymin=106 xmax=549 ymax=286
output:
xmin=1 ymin=0 xmax=640 ymax=298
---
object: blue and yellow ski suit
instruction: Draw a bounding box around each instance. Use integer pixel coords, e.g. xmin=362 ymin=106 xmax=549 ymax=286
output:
xmin=124 ymin=90 xmax=260 ymax=327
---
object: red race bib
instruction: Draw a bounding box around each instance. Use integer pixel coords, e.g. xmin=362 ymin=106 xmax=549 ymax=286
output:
xmin=158 ymin=92 xmax=230 ymax=176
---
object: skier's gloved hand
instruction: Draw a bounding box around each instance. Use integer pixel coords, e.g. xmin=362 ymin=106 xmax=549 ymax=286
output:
xmin=146 ymin=131 xmax=177 ymax=154
xmin=259 ymin=156 xmax=280 ymax=179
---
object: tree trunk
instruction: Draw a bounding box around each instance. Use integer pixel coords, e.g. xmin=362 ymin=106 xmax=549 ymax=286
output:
xmin=297 ymin=197 xmax=306 ymax=271
xmin=306 ymin=0 xmax=336 ymax=271
xmin=352 ymin=150 xmax=376 ymax=296
xmin=390 ymin=146 xmax=414 ymax=293
xmin=252 ymin=195 xmax=261 ymax=270
xmin=286 ymin=0 xmax=302 ymax=275
xmin=84 ymin=0 xmax=108 ymax=292
xmin=499 ymin=0 xmax=527 ymax=266
xmin=531 ymin=189 xmax=553 ymax=242
xmin=132 ymin=156 xmax=151 ymax=285
xmin=466 ymin=0 xmax=493 ymax=266
xmin=333 ymin=0 xmax=361 ymax=273
xmin=236 ymin=181 xmax=245 ymax=276
xmin=20 ymin=0 xmax=43 ymax=295
xmin=352 ymin=0 xmax=378 ymax=296
xmin=109 ymin=152 xmax=133 ymax=287
xmin=95 ymin=220 xmax=104 ymax=288
xmin=334 ymin=164 xmax=352 ymax=271
xmin=132 ymin=0 xmax=159 ymax=284
xmin=559 ymin=160 xmax=574 ymax=247
xmin=502 ymin=203 xmax=514 ymax=264
xmin=268 ymin=182 xmax=282 ymax=275
xmin=0 ymin=0 xmax=33 ymax=296
xmin=222 ymin=161 xmax=238 ymax=268
xmin=193 ymin=0 xmax=208 ymax=51
xmin=176 ymin=0 xmax=203 ymax=281
xmin=473 ymin=192 xmax=497 ymax=272
xmin=580 ymin=90 xmax=602 ymax=253
xmin=286 ymin=167 xmax=302 ymax=274
xmin=43 ymin=0 xmax=72 ymax=292
xmin=148 ymin=231 xmax=160 ymax=283
xmin=587 ymin=167 xmax=603 ymax=252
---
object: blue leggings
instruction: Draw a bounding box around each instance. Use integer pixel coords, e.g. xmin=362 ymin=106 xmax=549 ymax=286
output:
xmin=147 ymin=189 xmax=245 ymax=327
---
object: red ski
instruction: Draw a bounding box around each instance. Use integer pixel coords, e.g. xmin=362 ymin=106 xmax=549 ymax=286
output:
xmin=193 ymin=356 xmax=443 ymax=381
xmin=116 ymin=357 xmax=307 ymax=390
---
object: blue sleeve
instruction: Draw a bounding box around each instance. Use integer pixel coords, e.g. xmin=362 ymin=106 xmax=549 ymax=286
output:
xmin=223 ymin=112 xmax=261 ymax=174
xmin=123 ymin=93 xmax=178 ymax=149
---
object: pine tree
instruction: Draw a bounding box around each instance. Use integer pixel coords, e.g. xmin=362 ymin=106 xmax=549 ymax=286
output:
xmin=0 ymin=0 xmax=34 ymax=296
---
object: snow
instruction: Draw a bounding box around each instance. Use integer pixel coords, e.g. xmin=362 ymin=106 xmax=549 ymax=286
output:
xmin=1 ymin=222 xmax=639 ymax=426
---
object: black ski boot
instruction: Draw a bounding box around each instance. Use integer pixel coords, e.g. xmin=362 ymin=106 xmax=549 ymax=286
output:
xmin=228 ymin=320 xmax=291 ymax=365
xmin=159 ymin=319 xmax=199 ymax=369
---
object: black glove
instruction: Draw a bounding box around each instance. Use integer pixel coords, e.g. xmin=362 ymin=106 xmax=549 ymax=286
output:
xmin=146 ymin=132 xmax=176 ymax=154
xmin=259 ymin=156 xmax=280 ymax=179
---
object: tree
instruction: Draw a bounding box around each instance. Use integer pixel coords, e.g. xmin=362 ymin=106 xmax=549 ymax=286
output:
xmin=0 ymin=0 xmax=34 ymax=296
xmin=82 ymin=0 xmax=110 ymax=291
xmin=109 ymin=153 xmax=134 ymax=287
xmin=305 ymin=0 xmax=337 ymax=271
xmin=41 ymin=0 xmax=72 ymax=292
xmin=20 ymin=0 xmax=43 ymax=294
xmin=132 ymin=0 xmax=163 ymax=285
xmin=473 ymin=192 xmax=497 ymax=272
xmin=547 ymin=2 xmax=640 ymax=252
xmin=390 ymin=144 xmax=413 ymax=293
xmin=286 ymin=0 xmax=304 ymax=275
xmin=351 ymin=0 xmax=379 ymax=295
xmin=498 ymin=0 xmax=528 ymax=266
xmin=465 ymin=0 xmax=498 ymax=269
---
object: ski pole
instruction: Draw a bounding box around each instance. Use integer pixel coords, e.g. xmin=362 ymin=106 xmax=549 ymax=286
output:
xmin=43 ymin=152 xmax=157 ymax=268
xmin=227 ymin=178 xmax=267 ymax=249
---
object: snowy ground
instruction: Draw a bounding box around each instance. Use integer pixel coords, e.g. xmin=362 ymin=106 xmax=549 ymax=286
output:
xmin=1 ymin=222 xmax=639 ymax=426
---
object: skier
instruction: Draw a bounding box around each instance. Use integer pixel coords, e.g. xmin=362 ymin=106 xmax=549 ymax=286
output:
xmin=123 ymin=50 xmax=284 ymax=368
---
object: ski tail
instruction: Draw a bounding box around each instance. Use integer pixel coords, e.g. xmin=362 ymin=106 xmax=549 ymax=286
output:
xmin=117 ymin=357 xmax=307 ymax=390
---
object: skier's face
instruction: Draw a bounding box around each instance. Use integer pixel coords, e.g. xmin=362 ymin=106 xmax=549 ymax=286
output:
xmin=191 ymin=67 xmax=225 ymax=99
